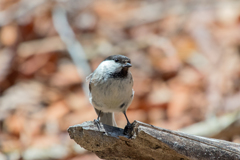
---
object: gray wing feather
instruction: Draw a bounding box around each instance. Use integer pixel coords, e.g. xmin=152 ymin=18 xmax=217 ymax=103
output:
xmin=86 ymin=73 xmax=93 ymax=93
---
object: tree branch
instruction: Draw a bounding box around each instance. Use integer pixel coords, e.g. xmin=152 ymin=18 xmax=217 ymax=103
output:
xmin=68 ymin=121 xmax=240 ymax=160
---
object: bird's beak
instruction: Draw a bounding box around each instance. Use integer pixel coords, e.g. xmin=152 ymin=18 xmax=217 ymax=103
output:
xmin=123 ymin=63 xmax=132 ymax=68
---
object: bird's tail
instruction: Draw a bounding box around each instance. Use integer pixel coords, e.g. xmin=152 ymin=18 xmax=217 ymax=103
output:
xmin=100 ymin=112 xmax=117 ymax=127
xmin=95 ymin=108 xmax=117 ymax=127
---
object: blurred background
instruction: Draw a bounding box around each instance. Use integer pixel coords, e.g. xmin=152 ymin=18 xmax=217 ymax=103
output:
xmin=1 ymin=0 xmax=240 ymax=159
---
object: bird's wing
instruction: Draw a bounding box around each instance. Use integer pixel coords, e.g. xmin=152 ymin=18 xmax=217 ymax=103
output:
xmin=86 ymin=73 xmax=93 ymax=93
xmin=86 ymin=73 xmax=93 ymax=81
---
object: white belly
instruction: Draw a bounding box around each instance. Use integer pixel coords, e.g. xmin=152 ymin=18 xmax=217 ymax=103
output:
xmin=90 ymin=78 xmax=133 ymax=112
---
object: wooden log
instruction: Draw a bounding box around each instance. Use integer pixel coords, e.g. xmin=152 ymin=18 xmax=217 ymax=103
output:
xmin=68 ymin=121 xmax=240 ymax=160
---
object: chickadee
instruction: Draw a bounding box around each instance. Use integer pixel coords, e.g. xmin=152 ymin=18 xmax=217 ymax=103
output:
xmin=87 ymin=55 xmax=134 ymax=128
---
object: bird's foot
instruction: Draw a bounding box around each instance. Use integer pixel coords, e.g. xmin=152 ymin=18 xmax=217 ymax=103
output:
xmin=94 ymin=119 xmax=101 ymax=130
xmin=123 ymin=122 xmax=133 ymax=135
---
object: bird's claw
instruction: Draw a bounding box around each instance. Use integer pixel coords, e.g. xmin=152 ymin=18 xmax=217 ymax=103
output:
xmin=123 ymin=122 xmax=133 ymax=135
xmin=94 ymin=119 xmax=101 ymax=130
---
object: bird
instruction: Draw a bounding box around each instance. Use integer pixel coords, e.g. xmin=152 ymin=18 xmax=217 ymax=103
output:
xmin=87 ymin=55 xmax=134 ymax=128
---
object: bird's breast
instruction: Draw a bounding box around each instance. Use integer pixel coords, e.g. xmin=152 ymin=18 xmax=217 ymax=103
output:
xmin=91 ymin=77 xmax=133 ymax=112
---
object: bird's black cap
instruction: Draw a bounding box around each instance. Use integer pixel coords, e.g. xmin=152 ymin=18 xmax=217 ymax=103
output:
xmin=104 ymin=55 xmax=131 ymax=64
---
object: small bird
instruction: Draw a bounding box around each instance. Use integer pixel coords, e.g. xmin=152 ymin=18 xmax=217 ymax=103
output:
xmin=87 ymin=55 xmax=134 ymax=128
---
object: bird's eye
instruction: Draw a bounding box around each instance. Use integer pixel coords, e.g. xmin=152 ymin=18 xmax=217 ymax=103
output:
xmin=115 ymin=59 xmax=119 ymax=62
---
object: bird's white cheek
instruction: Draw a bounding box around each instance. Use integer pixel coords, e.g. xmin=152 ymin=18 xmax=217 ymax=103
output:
xmin=101 ymin=61 xmax=122 ymax=73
